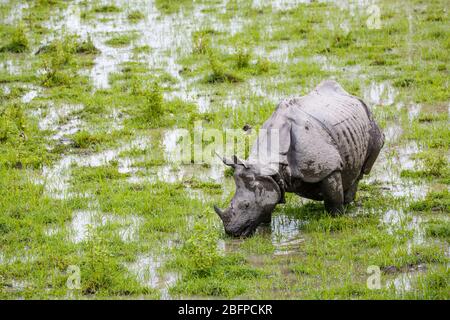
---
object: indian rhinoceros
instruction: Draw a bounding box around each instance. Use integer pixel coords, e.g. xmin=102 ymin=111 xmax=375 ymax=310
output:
xmin=214 ymin=80 xmax=384 ymax=237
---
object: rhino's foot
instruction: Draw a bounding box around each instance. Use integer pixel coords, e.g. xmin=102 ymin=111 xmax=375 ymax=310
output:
xmin=261 ymin=213 xmax=272 ymax=224
xmin=344 ymin=180 xmax=360 ymax=205
xmin=325 ymin=203 xmax=344 ymax=216
xmin=321 ymin=171 xmax=344 ymax=215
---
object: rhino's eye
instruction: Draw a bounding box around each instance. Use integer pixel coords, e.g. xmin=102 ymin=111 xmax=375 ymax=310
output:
xmin=239 ymin=201 xmax=250 ymax=210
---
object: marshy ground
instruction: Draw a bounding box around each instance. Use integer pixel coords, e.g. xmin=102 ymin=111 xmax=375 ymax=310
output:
xmin=0 ymin=0 xmax=449 ymax=299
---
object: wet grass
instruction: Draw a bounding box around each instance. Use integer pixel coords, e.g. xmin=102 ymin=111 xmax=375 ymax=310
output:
xmin=0 ymin=25 xmax=29 ymax=53
xmin=0 ymin=0 xmax=448 ymax=300
xmin=105 ymin=33 xmax=138 ymax=47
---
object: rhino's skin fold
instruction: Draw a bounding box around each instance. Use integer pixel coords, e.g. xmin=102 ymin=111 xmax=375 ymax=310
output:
xmin=216 ymin=80 xmax=385 ymax=237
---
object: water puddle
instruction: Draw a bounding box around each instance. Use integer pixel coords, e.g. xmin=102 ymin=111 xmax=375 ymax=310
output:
xmin=381 ymin=209 xmax=424 ymax=246
xmin=40 ymin=0 xmax=246 ymax=94
xmin=407 ymin=104 xmax=422 ymax=122
xmin=117 ymin=215 xmax=143 ymax=242
xmin=364 ymin=81 xmax=397 ymax=106
xmin=45 ymin=225 xmax=61 ymax=237
xmin=2 ymin=1 xmax=29 ymax=25
xmin=41 ymin=136 xmax=149 ymax=199
xmin=108 ymin=108 xmax=125 ymax=132
xmin=368 ymin=141 xmax=428 ymax=200
xmin=383 ymin=123 xmax=403 ymax=144
xmin=386 ymin=272 xmax=419 ymax=295
xmin=21 ymin=89 xmax=38 ymax=103
xmin=1 ymin=59 xmax=24 ymax=75
xmin=3 ymin=279 xmax=31 ymax=293
xmin=126 ymin=253 xmax=179 ymax=299
xmin=270 ymin=214 xmax=304 ymax=255
xmin=36 ymin=103 xmax=84 ymax=142
xmin=69 ymin=209 xmax=143 ymax=243
xmin=0 ymin=249 xmax=37 ymax=265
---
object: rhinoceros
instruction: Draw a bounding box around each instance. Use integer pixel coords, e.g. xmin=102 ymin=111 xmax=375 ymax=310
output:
xmin=214 ymin=80 xmax=384 ymax=237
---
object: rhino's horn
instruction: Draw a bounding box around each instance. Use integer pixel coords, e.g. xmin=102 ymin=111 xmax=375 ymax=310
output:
xmin=214 ymin=205 xmax=227 ymax=221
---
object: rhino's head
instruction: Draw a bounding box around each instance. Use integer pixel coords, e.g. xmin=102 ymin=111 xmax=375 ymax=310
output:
xmin=214 ymin=155 xmax=282 ymax=237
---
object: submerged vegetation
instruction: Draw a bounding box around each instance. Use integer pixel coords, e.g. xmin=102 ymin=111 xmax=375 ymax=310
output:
xmin=0 ymin=0 xmax=448 ymax=300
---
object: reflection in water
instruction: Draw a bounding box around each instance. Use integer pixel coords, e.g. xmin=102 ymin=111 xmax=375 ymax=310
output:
xmin=42 ymin=136 xmax=149 ymax=199
xmin=70 ymin=209 xmax=143 ymax=243
xmin=367 ymin=141 xmax=428 ymax=200
xmin=364 ymin=81 xmax=397 ymax=106
xmin=408 ymin=104 xmax=422 ymax=121
xmin=381 ymin=209 xmax=424 ymax=248
xmin=40 ymin=0 xmax=245 ymax=94
xmin=126 ymin=252 xmax=179 ymax=299
xmin=386 ymin=272 xmax=417 ymax=295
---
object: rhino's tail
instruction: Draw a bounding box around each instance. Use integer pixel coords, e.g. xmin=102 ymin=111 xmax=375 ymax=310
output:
xmin=361 ymin=103 xmax=385 ymax=175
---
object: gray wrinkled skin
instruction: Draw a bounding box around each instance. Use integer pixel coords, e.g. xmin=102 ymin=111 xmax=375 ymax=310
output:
xmin=215 ymin=80 xmax=385 ymax=237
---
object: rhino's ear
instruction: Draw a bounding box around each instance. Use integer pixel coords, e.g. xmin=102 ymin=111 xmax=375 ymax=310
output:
xmin=215 ymin=152 xmax=248 ymax=168
xmin=215 ymin=151 xmax=237 ymax=168
xmin=279 ymin=121 xmax=291 ymax=157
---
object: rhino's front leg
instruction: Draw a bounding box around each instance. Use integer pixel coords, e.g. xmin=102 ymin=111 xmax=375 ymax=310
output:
xmin=321 ymin=171 xmax=344 ymax=214
xmin=261 ymin=212 xmax=272 ymax=224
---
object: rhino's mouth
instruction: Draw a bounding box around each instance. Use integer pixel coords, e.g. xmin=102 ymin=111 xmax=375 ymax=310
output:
xmin=240 ymin=225 xmax=257 ymax=237
xmin=225 ymin=218 xmax=258 ymax=238
xmin=214 ymin=205 xmax=260 ymax=237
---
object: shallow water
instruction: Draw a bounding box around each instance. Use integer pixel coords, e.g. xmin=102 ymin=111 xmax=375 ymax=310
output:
xmin=70 ymin=209 xmax=143 ymax=243
xmin=1 ymin=1 xmax=29 ymax=25
xmin=368 ymin=140 xmax=429 ymax=201
xmin=385 ymin=271 xmax=421 ymax=295
xmin=364 ymin=81 xmax=397 ymax=106
xmin=270 ymin=214 xmax=305 ymax=255
xmin=126 ymin=252 xmax=179 ymax=299
xmin=41 ymin=136 xmax=149 ymax=199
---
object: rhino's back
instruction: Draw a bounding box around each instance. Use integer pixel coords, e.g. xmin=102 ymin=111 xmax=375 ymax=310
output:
xmin=287 ymin=81 xmax=372 ymax=186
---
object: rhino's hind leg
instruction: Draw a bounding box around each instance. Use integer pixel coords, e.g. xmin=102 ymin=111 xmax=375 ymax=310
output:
xmin=321 ymin=171 xmax=344 ymax=214
xmin=344 ymin=177 xmax=361 ymax=205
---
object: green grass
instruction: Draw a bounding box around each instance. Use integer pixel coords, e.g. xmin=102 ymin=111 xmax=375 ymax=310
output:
xmin=127 ymin=10 xmax=144 ymax=22
xmin=410 ymin=190 xmax=450 ymax=212
xmin=105 ymin=34 xmax=138 ymax=47
xmin=0 ymin=25 xmax=29 ymax=53
xmin=92 ymin=5 xmax=122 ymax=13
